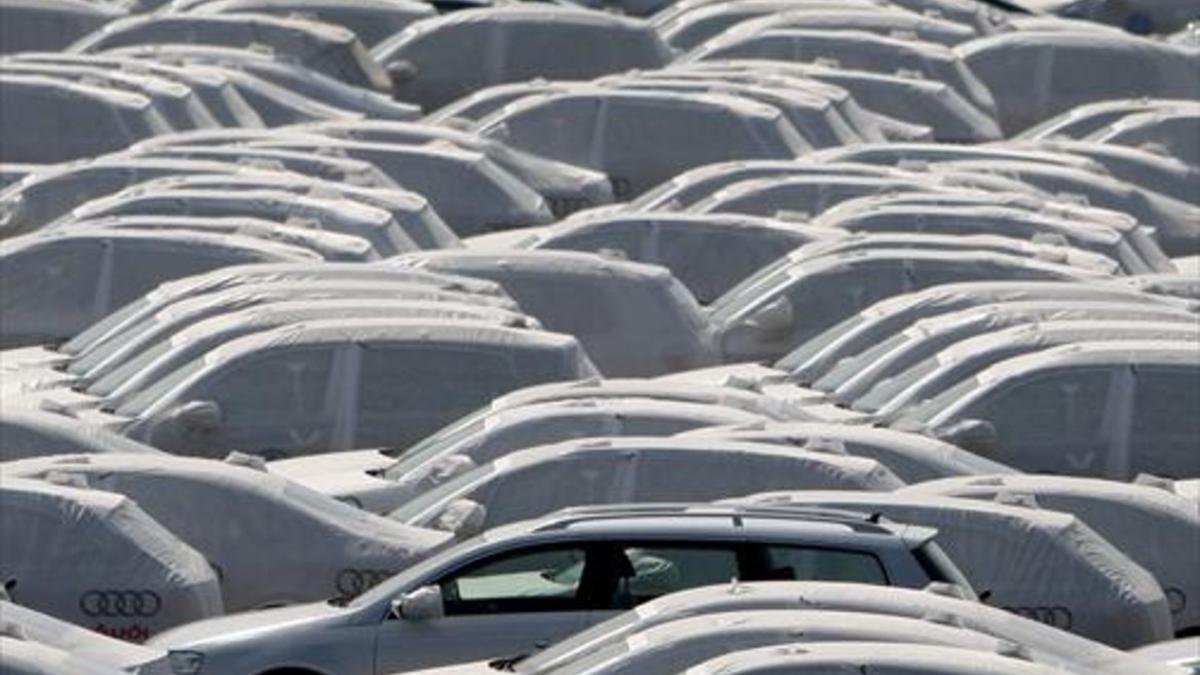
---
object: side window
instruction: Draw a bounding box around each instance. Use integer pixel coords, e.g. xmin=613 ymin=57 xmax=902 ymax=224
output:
xmin=201 ymin=347 xmax=335 ymax=429
xmin=1131 ymin=366 xmax=1200 ymax=477
xmin=965 ymin=367 xmax=1113 ymax=445
xmin=612 ymin=544 xmax=741 ymax=606
xmin=438 ymin=545 xmax=589 ymax=615
xmin=356 ymin=345 xmax=519 ymax=446
xmin=788 ymin=264 xmax=910 ymax=346
xmin=760 ymin=545 xmax=888 ymax=585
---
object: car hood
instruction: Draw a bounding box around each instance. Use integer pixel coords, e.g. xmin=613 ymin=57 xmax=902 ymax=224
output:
xmin=0 ymin=345 xmax=67 ymax=371
xmin=147 ymin=602 xmax=348 ymax=651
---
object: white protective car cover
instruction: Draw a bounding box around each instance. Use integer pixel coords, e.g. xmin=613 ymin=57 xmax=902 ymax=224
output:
xmin=0 ymin=638 xmax=128 ymax=675
xmin=517 ymin=581 xmax=1173 ymax=675
xmin=0 ymin=478 xmax=223 ymax=642
xmin=475 ymin=90 xmax=808 ymax=200
xmin=372 ymin=6 xmax=673 ymax=110
xmin=4 ymin=454 xmax=451 ymax=611
xmin=181 ymin=0 xmax=437 ymax=49
xmin=391 ymin=438 xmax=904 ymax=534
xmin=553 ymin=610 xmax=1033 ymax=675
xmin=678 ymin=421 xmax=1016 ymax=483
xmin=395 ymin=250 xmax=718 ymax=376
xmin=68 ymin=13 xmax=392 ymax=93
xmin=684 ymin=29 xmax=997 ymax=120
xmin=0 ymin=0 xmax=125 ymax=54
xmin=956 ymin=32 xmax=1200 ymax=136
xmin=902 ymin=475 xmax=1200 ymax=635
xmin=510 ymin=213 xmax=826 ymax=304
xmin=272 ymin=397 xmax=767 ymax=514
xmin=731 ymin=491 xmax=1174 ymax=648
xmin=1088 ymin=106 xmax=1200 ymax=169
xmin=0 ymin=408 xmax=164 ymax=462
xmin=0 ymin=74 xmax=172 ymax=163
xmin=0 ymin=600 xmax=171 ymax=674
xmin=685 ymin=642 xmax=1079 ymax=675
xmin=118 ymin=318 xmax=594 ymax=455
xmin=0 ymin=229 xmax=317 ymax=348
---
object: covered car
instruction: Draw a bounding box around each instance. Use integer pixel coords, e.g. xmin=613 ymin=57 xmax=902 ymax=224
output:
xmin=390 ymin=437 xmax=904 ymax=537
xmin=893 ymin=340 xmax=1200 ymax=479
xmin=0 ymin=478 xmax=223 ymax=641
xmin=0 ymin=74 xmax=173 ymax=163
xmin=0 ymin=600 xmax=171 ymax=674
xmin=686 ymin=642 xmax=1079 ymax=675
xmin=903 ymin=474 xmax=1200 ymax=635
xmin=733 ymin=491 xmax=1174 ymax=648
xmin=0 ymin=228 xmax=316 ymax=348
xmin=678 ymin=421 xmax=1015 ymax=484
xmin=110 ymin=318 xmax=594 ymax=458
xmin=956 ymin=32 xmax=1200 ymax=135
xmin=473 ymin=213 xmax=827 ymax=304
xmin=707 ymin=248 xmax=1102 ymax=363
xmin=515 ymin=581 xmax=1170 ymax=675
xmin=5 ymin=454 xmax=451 ymax=611
xmin=68 ymin=13 xmax=392 ymax=92
xmin=1087 ymin=105 xmax=1200 ymax=169
xmin=0 ymin=0 xmax=124 ymax=54
xmin=518 ymin=610 xmax=1034 ymax=675
xmin=394 ymin=250 xmax=718 ymax=376
xmin=270 ymin=397 xmax=767 ymax=513
xmin=685 ymin=28 xmax=997 ymax=121
xmin=178 ymin=0 xmax=437 ymax=48
xmin=372 ymin=6 xmax=672 ymax=110
xmin=475 ymin=89 xmax=809 ymax=200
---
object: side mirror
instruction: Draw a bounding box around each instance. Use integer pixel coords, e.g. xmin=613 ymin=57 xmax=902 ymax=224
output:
xmin=745 ymin=296 xmax=794 ymax=339
xmin=173 ymin=400 xmax=222 ymax=435
xmin=432 ymin=499 xmax=488 ymax=540
xmin=386 ymin=60 xmax=418 ymax=87
xmin=392 ymin=585 xmax=443 ymax=621
xmin=935 ymin=418 xmax=997 ymax=455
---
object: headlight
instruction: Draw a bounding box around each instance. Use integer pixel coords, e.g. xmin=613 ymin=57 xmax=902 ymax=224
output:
xmin=167 ymin=650 xmax=205 ymax=675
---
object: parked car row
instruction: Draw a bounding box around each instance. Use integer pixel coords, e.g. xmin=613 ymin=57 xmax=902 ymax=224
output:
xmin=1 ymin=0 xmax=1197 ymax=673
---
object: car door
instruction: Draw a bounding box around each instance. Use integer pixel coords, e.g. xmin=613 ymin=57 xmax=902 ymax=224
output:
xmin=373 ymin=543 xmax=596 ymax=672
xmin=1128 ymin=364 xmax=1200 ymax=479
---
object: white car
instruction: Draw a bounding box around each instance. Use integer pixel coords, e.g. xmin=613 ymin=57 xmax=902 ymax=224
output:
xmin=492 ymin=581 xmax=1166 ymax=675
xmin=270 ymin=397 xmax=767 ymax=513
xmin=389 ymin=437 xmax=903 ymax=537
xmin=5 ymin=453 xmax=450 ymax=612
xmin=0 ymin=477 xmax=223 ymax=642
xmin=732 ymin=491 xmax=1174 ymax=648
xmin=394 ymin=250 xmax=718 ymax=376
xmin=0 ymin=599 xmax=172 ymax=674
xmin=902 ymin=474 xmax=1200 ymax=635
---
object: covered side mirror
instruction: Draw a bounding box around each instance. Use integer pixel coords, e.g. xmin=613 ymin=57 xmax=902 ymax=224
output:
xmin=173 ymin=400 xmax=222 ymax=434
xmin=935 ymin=418 xmax=998 ymax=455
xmin=745 ymin=296 xmax=794 ymax=339
xmin=433 ymin=499 xmax=488 ymax=540
xmin=392 ymin=585 xmax=444 ymax=621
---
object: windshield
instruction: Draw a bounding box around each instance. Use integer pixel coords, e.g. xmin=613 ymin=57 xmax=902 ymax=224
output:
xmin=382 ymin=404 xmax=492 ymax=460
xmin=854 ymin=359 xmax=939 ymax=413
xmin=114 ymin=358 xmax=205 ymax=416
xmin=387 ymin=463 xmax=493 ymax=524
xmin=62 ymin=297 xmax=150 ymax=355
xmin=893 ymin=376 xmax=980 ymax=426
xmin=774 ymin=314 xmax=865 ymax=372
xmin=87 ymin=339 xmax=173 ymax=398
xmin=814 ymin=332 xmax=910 ymax=392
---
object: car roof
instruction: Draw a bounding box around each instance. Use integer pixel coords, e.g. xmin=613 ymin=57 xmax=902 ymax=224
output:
xmin=972 ymin=339 xmax=1200 ymax=387
xmin=400 ymin=249 xmax=676 ymax=283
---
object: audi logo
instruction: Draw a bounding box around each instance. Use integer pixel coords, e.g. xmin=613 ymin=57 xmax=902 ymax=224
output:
xmin=79 ymin=590 xmax=162 ymax=618
xmin=1003 ymin=605 xmax=1073 ymax=629
xmin=334 ymin=568 xmax=393 ymax=599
